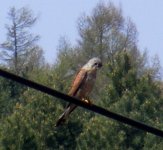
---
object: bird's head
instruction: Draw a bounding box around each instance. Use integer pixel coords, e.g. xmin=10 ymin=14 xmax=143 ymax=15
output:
xmin=83 ymin=57 xmax=102 ymax=70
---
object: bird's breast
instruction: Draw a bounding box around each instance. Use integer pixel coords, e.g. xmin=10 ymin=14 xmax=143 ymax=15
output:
xmin=78 ymin=71 xmax=96 ymax=97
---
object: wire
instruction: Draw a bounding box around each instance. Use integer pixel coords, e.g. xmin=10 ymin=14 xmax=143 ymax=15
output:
xmin=0 ymin=69 xmax=163 ymax=137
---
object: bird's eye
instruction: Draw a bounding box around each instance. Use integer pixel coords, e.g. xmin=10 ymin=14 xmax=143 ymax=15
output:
xmin=94 ymin=63 xmax=98 ymax=65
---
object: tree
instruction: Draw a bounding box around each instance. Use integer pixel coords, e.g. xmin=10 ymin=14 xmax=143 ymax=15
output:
xmin=77 ymin=2 xmax=138 ymax=62
xmin=76 ymin=51 xmax=163 ymax=149
xmin=0 ymin=7 xmax=44 ymax=120
xmin=0 ymin=7 xmax=39 ymax=74
xmin=0 ymin=2 xmax=162 ymax=149
xmin=71 ymin=1 xmax=143 ymax=101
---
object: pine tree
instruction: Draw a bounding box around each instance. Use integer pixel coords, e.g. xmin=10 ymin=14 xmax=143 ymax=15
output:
xmin=0 ymin=7 xmax=39 ymax=75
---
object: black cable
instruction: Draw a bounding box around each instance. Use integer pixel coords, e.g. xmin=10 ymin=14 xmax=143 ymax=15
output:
xmin=0 ymin=69 xmax=163 ymax=137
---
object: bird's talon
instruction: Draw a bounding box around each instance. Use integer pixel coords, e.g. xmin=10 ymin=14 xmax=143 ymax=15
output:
xmin=84 ymin=99 xmax=89 ymax=103
xmin=82 ymin=98 xmax=92 ymax=105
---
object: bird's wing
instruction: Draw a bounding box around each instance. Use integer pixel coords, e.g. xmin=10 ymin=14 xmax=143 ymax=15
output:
xmin=68 ymin=68 xmax=87 ymax=97
xmin=55 ymin=69 xmax=87 ymax=127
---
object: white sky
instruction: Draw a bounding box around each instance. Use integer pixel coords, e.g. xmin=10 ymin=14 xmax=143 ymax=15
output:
xmin=0 ymin=0 xmax=163 ymax=67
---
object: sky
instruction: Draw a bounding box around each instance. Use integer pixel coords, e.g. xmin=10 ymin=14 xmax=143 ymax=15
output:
xmin=0 ymin=0 xmax=163 ymax=67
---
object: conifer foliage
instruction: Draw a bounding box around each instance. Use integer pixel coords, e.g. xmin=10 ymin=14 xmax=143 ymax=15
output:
xmin=0 ymin=2 xmax=162 ymax=149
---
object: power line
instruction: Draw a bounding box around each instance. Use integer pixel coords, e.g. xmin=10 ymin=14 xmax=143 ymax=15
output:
xmin=0 ymin=69 xmax=163 ymax=137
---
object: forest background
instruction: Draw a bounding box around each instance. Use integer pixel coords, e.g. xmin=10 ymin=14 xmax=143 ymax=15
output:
xmin=0 ymin=2 xmax=162 ymax=149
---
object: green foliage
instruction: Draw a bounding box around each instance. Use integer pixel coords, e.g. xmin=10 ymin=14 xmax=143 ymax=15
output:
xmin=77 ymin=51 xmax=163 ymax=149
xmin=0 ymin=2 xmax=163 ymax=150
xmin=0 ymin=73 xmax=26 ymax=118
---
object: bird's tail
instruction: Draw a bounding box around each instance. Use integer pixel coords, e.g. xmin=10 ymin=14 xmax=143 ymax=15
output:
xmin=55 ymin=112 xmax=66 ymax=127
xmin=55 ymin=104 xmax=77 ymax=127
xmin=55 ymin=114 xmax=66 ymax=127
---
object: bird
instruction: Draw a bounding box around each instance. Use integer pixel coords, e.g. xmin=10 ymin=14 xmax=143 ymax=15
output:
xmin=55 ymin=57 xmax=102 ymax=127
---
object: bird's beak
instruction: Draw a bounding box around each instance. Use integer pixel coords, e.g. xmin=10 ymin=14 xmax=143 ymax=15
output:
xmin=98 ymin=63 xmax=102 ymax=68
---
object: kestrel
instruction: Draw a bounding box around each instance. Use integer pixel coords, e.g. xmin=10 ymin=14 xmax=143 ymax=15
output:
xmin=55 ymin=57 xmax=102 ymax=127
